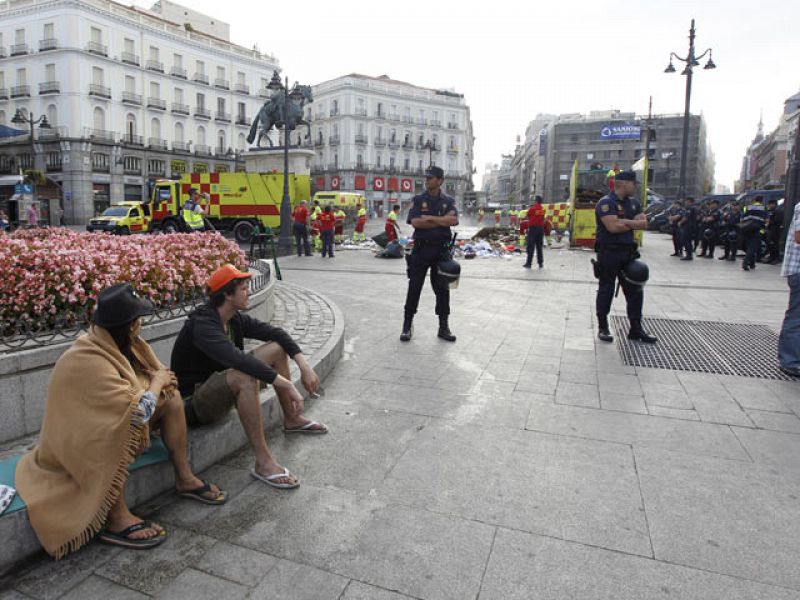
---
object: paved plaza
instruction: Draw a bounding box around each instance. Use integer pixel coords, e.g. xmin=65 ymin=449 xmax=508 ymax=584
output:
xmin=3 ymin=220 xmax=800 ymax=599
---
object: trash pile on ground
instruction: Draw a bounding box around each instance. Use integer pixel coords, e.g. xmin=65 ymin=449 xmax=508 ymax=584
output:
xmin=453 ymin=226 xmax=569 ymax=259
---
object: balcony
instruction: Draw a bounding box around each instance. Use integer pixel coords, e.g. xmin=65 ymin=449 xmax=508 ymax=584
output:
xmin=122 ymin=133 xmax=144 ymax=146
xmin=171 ymin=102 xmax=190 ymax=115
xmin=329 ymin=109 xmax=339 ymax=117
xmin=355 ymin=134 xmax=368 ymax=145
xmin=38 ymin=126 xmax=66 ymax=140
xmin=193 ymin=73 xmax=209 ymax=85
xmin=123 ymin=164 xmax=141 ymax=176
xmin=354 ymin=108 xmax=367 ymax=117
xmin=235 ymin=115 xmax=251 ymax=126
xmin=447 ymin=146 xmax=459 ymax=154
xmin=172 ymin=141 xmax=191 ymax=153
xmin=388 ymin=113 xmax=401 ymax=122
xmin=447 ymin=122 xmax=459 ymax=129
xmin=314 ymin=139 xmax=325 ymax=148
xmin=39 ymin=81 xmax=60 ymax=95
xmin=416 ymin=118 xmax=427 ymax=125
xmin=388 ymin=140 xmax=400 ymax=149
xmin=39 ymin=38 xmax=58 ymax=52
xmin=147 ymin=97 xmax=166 ymax=111
xmin=121 ymin=51 xmax=139 ymax=66
xmin=215 ymin=147 xmax=227 ymax=156
xmin=0 ymin=89 xmax=8 ymax=100
xmin=194 ymin=107 xmax=211 ymax=120
xmin=402 ymin=141 xmax=414 ymax=150
xmin=89 ymin=84 xmax=111 ymax=99
xmin=87 ymin=128 xmax=116 ymax=143
xmin=10 ymin=43 xmax=29 ymax=56
xmin=195 ymin=144 xmax=212 ymax=156
xmin=374 ymin=138 xmax=386 ymax=147
xmin=430 ymin=120 xmax=442 ymax=128
xmin=234 ymin=83 xmax=249 ymax=95
xmin=122 ymin=91 xmax=142 ymax=105
xmin=86 ymin=41 xmax=107 ymax=56
xmin=11 ymin=85 xmax=31 ymax=98
xmin=214 ymin=78 xmax=229 ymax=90
xmin=146 ymin=60 xmax=164 ymax=73
xmin=148 ymin=137 xmax=168 ymax=150
xmin=170 ymin=66 xmax=187 ymax=79
xmin=329 ymin=135 xmax=340 ymax=146
xmin=215 ymin=111 xmax=231 ymax=122
xmin=402 ymin=115 xmax=413 ymax=123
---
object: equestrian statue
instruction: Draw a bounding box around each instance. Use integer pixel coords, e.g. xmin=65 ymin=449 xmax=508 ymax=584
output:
xmin=247 ymin=73 xmax=313 ymax=148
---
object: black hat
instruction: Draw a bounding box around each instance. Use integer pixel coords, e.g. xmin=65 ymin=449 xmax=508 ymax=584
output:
xmin=424 ymin=166 xmax=445 ymax=179
xmin=93 ymin=283 xmax=154 ymax=328
xmin=614 ymin=170 xmax=636 ymax=182
xmin=188 ymin=187 xmax=199 ymax=195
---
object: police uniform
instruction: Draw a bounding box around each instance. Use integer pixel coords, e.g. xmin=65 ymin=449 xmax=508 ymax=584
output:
xmin=741 ymin=199 xmax=768 ymax=270
xmin=668 ymin=203 xmax=682 ymax=256
xmin=594 ymin=171 xmax=656 ymax=343
xmin=719 ymin=208 xmax=741 ymax=260
xmin=679 ymin=202 xmax=698 ymax=260
xmin=402 ymin=166 xmax=458 ymax=342
xmin=699 ymin=205 xmax=721 ymax=258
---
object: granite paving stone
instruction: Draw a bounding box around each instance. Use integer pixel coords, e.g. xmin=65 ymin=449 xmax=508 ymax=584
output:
xmin=747 ymin=409 xmax=800 ymax=434
xmin=378 ymin=420 xmax=651 ymax=556
xmin=732 ymin=427 xmax=800 ymax=474
xmin=646 ymin=405 xmax=701 ymax=421
xmin=156 ymin=568 xmax=249 ymax=600
xmin=599 ymin=392 xmax=648 ymax=414
xmin=635 ymin=446 xmax=800 ymax=590
xmin=57 ymin=575 xmax=149 ymax=600
xmin=340 ymin=581 xmax=417 ymax=600
xmin=193 ymin=541 xmax=278 ymax=587
xmin=642 ymin=383 xmax=693 ymax=409
xmin=479 ymin=528 xmax=800 ymax=600
xmin=247 ymin=559 xmax=348 ymax=600
xmin=555 ymin=380 xmax=600 ymax=408
xmin=691 ymin=396 xmax=755 ymax=427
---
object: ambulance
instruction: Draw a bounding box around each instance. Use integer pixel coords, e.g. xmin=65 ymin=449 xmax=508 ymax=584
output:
xmin=86 ymin=201 xmax=150 ymax=234
xmin=312 ymin=192 xmax=365 ymax=208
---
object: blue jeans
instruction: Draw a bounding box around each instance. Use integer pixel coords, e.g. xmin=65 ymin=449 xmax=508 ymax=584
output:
xmin=779 ymin=273 xmax=800 ymax=369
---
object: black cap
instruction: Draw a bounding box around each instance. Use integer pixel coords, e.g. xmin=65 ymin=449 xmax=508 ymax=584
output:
xmin=92 ymin=283 xmax=154 ymax=328
xmin=424 ymin=166 xmax=445 ymax=179
xmin=188 ymin=187 xmax=199 ymax=195
xmin=614 ymin=171 xmax=636 ymax=182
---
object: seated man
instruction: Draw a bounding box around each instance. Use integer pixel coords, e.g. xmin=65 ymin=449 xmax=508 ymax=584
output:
xmin=171 ymin=264 xmax=327 ymax=490
xmin=16 ymin=284 xmax=226 ymax=558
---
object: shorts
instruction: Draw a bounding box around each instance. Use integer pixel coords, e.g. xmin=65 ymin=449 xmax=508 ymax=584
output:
xmin=184 ymin=370 xmax=237 ymax=426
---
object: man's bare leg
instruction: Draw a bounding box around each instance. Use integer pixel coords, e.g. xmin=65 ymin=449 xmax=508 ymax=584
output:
xmin=105 ymin=488 xmax=164 ymax=539
xmin=226 ymin=367 xmax=297 ymax=486
xmin=158 ymin=392 xmax=223 ymax=500
xmin=251 ymin=342 xmax=326 ymax=431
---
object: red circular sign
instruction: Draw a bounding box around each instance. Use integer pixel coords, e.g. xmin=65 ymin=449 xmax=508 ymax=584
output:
xmin=401 ymin=179 xmax=412 ymax=192
xmin=374 ymin=178 xmax=384 ymax=190
xmin=331 ymin=176 xmax=340 ymax=189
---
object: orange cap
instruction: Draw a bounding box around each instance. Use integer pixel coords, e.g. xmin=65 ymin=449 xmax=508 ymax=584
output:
xmin=207 ymin=264 xmax=252 ymax=293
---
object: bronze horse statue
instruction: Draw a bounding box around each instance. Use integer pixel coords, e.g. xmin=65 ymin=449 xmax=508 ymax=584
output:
xmin=247 ymin=85 xmax=313 ymax=148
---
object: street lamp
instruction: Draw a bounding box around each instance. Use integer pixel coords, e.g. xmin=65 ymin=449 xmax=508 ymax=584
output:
xmin=267 ymin=70 xmax=306 ymax=253
xmin=664 ymin=18 xmax=715 ymax=200
xmin=424 ymin=139 xmax=437 ymax=168
xmin=11 ymin=108 xmax=51 ymax=172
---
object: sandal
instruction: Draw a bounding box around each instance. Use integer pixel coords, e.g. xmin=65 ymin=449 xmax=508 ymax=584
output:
xmin=177 ymin=480 xmax=228 ymax=505
xmin=250 ymin=468 xmax=300 ymax=489
xmin=283 ymin=420 xmax=328 ymax=434
xmin=98 ymin=520 xmax=166 ymax=550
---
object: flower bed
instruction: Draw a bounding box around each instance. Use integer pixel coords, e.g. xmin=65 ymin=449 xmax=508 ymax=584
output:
xmin=1 ymin=229 xmax=246 ymax=331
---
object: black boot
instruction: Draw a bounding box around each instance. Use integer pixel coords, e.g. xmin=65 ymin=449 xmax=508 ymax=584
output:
xmin=628 ymin=319 xmax=657 ymax=344
xmin=400 ymin=316 xmax=413 ymax=342
xmin=437 ymin=317 xmax=456 ymax=342
xmin=597 ymin=315 xmax=613 ymax=343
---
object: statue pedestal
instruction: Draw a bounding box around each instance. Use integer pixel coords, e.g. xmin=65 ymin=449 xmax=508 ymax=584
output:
xmin=244 ymin=147 xmax=315 ymax=175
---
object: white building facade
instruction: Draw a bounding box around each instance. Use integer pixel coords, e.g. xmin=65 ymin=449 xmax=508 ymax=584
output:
xmin=0 ymin=0 xmax=279 ymax=223
xmin=308 ymin=74 xmax=474 ymax=213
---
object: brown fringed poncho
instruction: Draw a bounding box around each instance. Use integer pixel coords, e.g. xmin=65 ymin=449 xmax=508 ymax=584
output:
xmin=16 ymin=326 xmax=167 ymax=559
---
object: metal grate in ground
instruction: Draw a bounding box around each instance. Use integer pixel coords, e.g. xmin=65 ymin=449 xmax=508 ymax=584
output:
xmin=611 ymin=316 xmax=794 ymax=381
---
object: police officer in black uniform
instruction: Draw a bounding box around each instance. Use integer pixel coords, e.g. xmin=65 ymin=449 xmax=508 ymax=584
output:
xmin=678 ymin=196 xmax=698 ymax=261
xmin=594 ymin=171 xmax=657 ymax=344
xmin=719 ymin=203 xmax=741 ymax=260
xmin=741 ymin=195 xmax=768 ymax=271
xmin=698 ymin=199 xmax=721 ymax=258
xmin=668 ymin=200 xmax=683 ymax=257
xmin=764 ymin=198 xmax=784 ymax=264
xmin=400 ymin=166 xmax=459 ymax=342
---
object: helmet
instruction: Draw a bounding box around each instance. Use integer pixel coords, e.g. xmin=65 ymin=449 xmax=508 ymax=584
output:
xmin=436 ymin=258 xmax=461 ymax=289
xmin=727 ymin=230 xmax=738 ymax=242
xmin=703 ymin=228 xmax=714 ymax=240
xmin=621 ymin=260 xmax=649 ymax=286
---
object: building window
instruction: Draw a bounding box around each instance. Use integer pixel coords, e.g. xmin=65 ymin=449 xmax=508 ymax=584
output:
xmin=91 ymin=152 xmax=109 ymax=170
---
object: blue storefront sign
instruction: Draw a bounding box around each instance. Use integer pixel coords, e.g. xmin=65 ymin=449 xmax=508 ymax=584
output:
xmin=14 ymin=184 xmax=33 ymax=194
xmin=599 ymin=123 xmax=641 ymax=140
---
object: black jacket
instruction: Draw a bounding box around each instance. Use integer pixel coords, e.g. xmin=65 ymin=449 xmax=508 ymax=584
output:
xmin=171 ymin=303 xmax=302 ymax=396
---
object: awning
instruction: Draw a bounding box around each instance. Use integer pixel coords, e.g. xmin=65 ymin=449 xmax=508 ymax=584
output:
xmin=0 ymin=175 xmax=22 ymax=186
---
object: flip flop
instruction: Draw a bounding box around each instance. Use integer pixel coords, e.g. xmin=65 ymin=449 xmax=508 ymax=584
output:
xmin=250 ymin=468 xmax=300 ymax=489
xmin=177 ymin=480 xmax=227 ymax=505
xmin=98 ymin=520 xmax=166 ymax=550
xmin=283 ymin=420 xmax=328 ymax=434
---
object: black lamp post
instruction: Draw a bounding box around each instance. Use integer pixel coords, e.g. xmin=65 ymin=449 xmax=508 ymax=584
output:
xmin=267 ymin=70 xmax=306 ymax=253
xmin=664 ymin=18 xmax=716 ymax=200
xmin=12 ymin=108 xmax=51 ymax=172
xmin=424 ymin=139 xmax=437 ymax=168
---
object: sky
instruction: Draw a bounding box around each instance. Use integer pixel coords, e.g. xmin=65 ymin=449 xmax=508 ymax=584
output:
xmin=138 ymin=0 xmax=800 ymax=190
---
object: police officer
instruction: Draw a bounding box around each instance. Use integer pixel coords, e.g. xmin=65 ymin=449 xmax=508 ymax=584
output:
xmin=594 ymin=171 xmax=656 ymax=344
xmin=719 ymin=203 xmax=741 ymax=260
xmin=678 ymin=197 xmax=698 ymax=261
xmin=741 ymin=195 xmax=768 ymax=271
xmin=401 ymin=166 xmax=458 ymax=342
xmin=668 ymin=200 xmax=683 ymax=257
xmin=764 ymin=198 xmax=784 ymax=264
xmin=698 ymin=199 xmax=721 ymax=258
